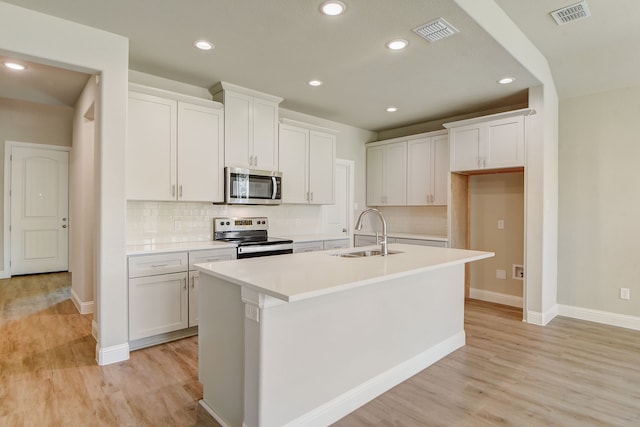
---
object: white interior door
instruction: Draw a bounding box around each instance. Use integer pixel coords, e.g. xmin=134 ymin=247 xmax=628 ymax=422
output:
xmin=323 ymin=159 xmax=353 ymax=236
xmin=10 ymin=146 xmax=69 ymax=275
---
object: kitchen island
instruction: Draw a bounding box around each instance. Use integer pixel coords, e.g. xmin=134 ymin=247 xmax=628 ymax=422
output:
xmin=196 ymin=244 xmax=493 ymax=427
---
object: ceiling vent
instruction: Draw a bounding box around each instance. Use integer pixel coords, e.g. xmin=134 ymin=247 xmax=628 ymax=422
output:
xmin=412 ymin=18 xmax=459 ymax=43
xmin=550 ymin=1 xmax=591 ymax=25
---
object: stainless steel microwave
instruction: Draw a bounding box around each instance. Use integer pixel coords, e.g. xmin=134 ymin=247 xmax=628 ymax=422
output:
xmin=224 ymin=167 xmax=282 ymax=205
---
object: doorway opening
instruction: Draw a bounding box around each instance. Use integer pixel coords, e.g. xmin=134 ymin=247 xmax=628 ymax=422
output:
xmin=450 ymin=169 xmax=525 ymax=319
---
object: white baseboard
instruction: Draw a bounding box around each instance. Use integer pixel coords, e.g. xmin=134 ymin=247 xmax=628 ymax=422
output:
xmin=469 ymin=288 xmax=523 ymax=308
xmin=96 ymin=342 xmax=130 ymax=366
xmin=526 ymin=304 xmax=558 ymax=326
xmin=285 ymin=331 xmax=466 ymax=427
xmin=0 ymin=270 xmax=9 ymax=279
xmin=70 ymin=288 xmax=95 ymax=314
xmin=558 ymin=304 xmax=640 ymax=331
xmin=199 ymin=400 xmax=231 ymax=427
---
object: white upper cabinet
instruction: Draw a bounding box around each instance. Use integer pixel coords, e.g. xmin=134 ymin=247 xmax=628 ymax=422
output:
xmin=127 ymin=85 xmax=224 ymax=202
xmin=211 ymin=82 xmax=282 ymax=171
xmin=366 ymin=141 xmax=407 ymax=206
xmin=446 ymin=109 xmax=532 ymax=172
xmin=367 ymin=130 xmax=449 ymax=207
xmin=177 ymin=102 xmax=224 ymax=202
xmin=278 ymin=119 xmax=337 ymax=205
xmin=407 ymin=133 xmax=449 ymax=206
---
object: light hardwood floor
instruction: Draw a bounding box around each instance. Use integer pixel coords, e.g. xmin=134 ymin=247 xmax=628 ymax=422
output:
xmin=335 ymin=300 xmax=640 ymax=427
xmin=2 ymin=274 xmax=639 ymax=426
xmin=0 ymin=272 xmax=218 ymax=426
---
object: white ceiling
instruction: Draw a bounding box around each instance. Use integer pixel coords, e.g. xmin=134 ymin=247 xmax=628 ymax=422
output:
xmin=1 ymin=0 xmax=639 ymax=132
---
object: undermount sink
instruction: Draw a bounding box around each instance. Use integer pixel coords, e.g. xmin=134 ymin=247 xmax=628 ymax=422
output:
xmin=333 ymin=249 xmax=403 ymax=258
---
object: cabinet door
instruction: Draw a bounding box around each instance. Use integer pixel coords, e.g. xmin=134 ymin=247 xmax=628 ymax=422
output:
xmin=384 ymin=142 xmax=407 ymax=206
xmin=127 ymin=92 xmax=177 ymax=200
xmin=252 ymin=98 xmax=279 ymax=171
xmin=485 ymin=116 xmax=524 ymax=169
xmin=278 ymin=124 xmax=309 ymax=204
xmin=224 ymin=91 xmax=252 ymax=168
xmin=129 ymin=271 xmax=188 ymax=340
xmin=432 ymin=134 xmax=450 ymax=206
xmin=366 ymin=145 xmax=385 ymax=205
xmin=177 ymin=102 xmax=224 ymax=202
xmin=189 ymin=271 xmax=199 ymax=327
xmin=407 ymin=138 xmax=433 ymax=206
xmin=450 ymin=124 xmax=482 ymax=172
xmin=293 ymin=241 xmax=324 ymax=253
xmin=308 ymin=131 xmax=336 ymax=205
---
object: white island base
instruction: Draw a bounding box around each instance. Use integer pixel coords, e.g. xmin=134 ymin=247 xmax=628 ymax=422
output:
xmin=196 ymin=244 xmax=492 ymax=427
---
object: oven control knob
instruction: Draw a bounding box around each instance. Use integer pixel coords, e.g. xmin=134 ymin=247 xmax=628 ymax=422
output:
xmin=226 ymin=221 xmax=230 ymax=225
xmin=220 ymin=221 xmax=224 ymax=226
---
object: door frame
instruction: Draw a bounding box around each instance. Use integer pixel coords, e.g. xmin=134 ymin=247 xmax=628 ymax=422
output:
xmin=323 ymin=158 xmax=355 ymax=238
xmin=3 ymin=141 xmax=71 ymax=278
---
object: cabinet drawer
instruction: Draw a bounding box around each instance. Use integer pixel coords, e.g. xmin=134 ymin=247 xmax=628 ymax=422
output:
xmin=293 ymin=241 xmax=324 ymax=253
xmin=128 ymin=252 xmax=188 ymax=278
xmin=188 ymin=248 xmax=237 ymax=270
xmin=323 ymin=239 xmax=349 ymax=250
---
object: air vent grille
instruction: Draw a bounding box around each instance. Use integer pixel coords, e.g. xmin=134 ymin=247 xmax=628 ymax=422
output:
xmin=412 ymin=18 xmax=459 ymax=43
xmin=550 ymin=1 xmax=591 ymax=25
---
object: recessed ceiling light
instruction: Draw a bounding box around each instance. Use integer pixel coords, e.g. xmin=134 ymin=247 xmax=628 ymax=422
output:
xmin=386 ymin=107 xmax=398 ymax=112
xmin=193 ymin=40 xmax=214 ymax=50
xmin=308 ymin=80 xmax=323 ymax=87
xmin=320 ymin=1 xmax=346 ymax=16
xmin=3 ymin=61 xmax=27 ymax=71
xmin=386 ymin=39 xmax=409 ymax=51
xmin=498 ymin=77 xmax=515 ymax=85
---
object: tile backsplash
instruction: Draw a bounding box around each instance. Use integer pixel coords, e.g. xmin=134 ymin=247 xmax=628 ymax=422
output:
xmin=127 ymin=201 xmax=325 ymax=245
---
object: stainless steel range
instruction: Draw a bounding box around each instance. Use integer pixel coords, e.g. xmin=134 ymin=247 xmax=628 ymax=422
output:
xmin=213 ymin=217 xmax=293 ymax=258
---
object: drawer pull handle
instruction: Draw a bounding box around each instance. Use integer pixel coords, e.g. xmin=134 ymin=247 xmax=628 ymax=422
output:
xmin=150 ymin=264 xmax=169 ymax=268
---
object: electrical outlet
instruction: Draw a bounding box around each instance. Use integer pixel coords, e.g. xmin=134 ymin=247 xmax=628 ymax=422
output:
xmin=620 ymin=288 xmax=630 ymax=300
xmin=513 ymin=265 xmax=524 ymax=280
xmin=174 ymin=219 xmax=181 ymax=232
xmin=497 ymin=219 xmax=505 ymax=229
xmin=496 ymin=269 xmax=506 ymax=280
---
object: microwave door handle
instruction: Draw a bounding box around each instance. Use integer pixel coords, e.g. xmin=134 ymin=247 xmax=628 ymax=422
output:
xmin=272 ymin=176 xmax=278 ymax=199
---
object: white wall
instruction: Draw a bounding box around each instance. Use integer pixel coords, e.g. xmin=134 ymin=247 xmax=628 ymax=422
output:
xmin=69 ymin=76 xmax=97 ymax=312
xmin=558 ymin=85 xmax=640 ymax=317
xmin=469 ymin=172 xmax=524 ymax=300
xmin=0 ymin=2 xmax=130 ymax=364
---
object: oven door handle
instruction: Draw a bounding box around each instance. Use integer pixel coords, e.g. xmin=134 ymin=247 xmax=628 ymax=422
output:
xmin=238 ymin=243 xmax=293 ymax=254
xmin=272 ymin=176 xmax=278 ymax=200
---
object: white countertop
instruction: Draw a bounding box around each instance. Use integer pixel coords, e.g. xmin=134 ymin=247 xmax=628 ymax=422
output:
xmin=195 ymin=243 xmax=492 ymax=302
xmin=354 ymin=231 xmax=448 ymax=241
xmin=127 ymin=240 xmax=236 ymax=255
xmin=275 ymin=234 xmax=349 ymax=243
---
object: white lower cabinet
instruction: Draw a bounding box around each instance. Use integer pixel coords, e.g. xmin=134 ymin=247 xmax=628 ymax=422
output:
xmin=129 ymin=270 xmax=189 ymax=341
xmin=323 ymin=239 xmax=349 ymax=250
xmin=293 ymin=238 xmax=350 ymax=253
xmin=128 ymin=247 xmax=236 ymax=345
xmin=354 ymin=235 xmax=446 ymax=248
xmin=187 ymin=248 xmax=236 ymax=327
xmin=293 ymin=241 xmax=324 ymax=253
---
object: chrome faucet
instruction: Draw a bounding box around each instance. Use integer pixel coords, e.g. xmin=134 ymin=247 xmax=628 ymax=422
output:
xmin=355 ymin=208 xmax=388 ymax=256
